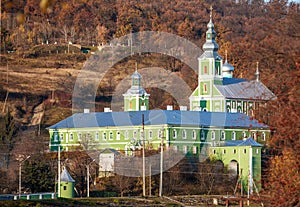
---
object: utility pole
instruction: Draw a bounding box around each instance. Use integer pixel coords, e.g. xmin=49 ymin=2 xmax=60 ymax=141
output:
xmin=58 ymin=146 xmax=61 ymax=198
xmin=142 ymin=114 xmax=146 ymax=197
xmin=149 ymin=164 xmax=151 ymax=197
xmin=159 ymin=128 xmax=164 ymax=197
xmin=19 ymin=155 xmax=30 ymax=198
xmin=87 ymin=159 xmax=95 ymax=197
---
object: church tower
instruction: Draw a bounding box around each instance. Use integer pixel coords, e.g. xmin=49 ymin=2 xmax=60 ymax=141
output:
xmin=123 ymin=69 xmax=150 ymax=111
xmin=189 ymin=7 xmax=224 ymax=111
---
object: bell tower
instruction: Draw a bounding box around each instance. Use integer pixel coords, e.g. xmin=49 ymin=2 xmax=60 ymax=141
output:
xmin=123 ymin=68 xmax=150 ymax=111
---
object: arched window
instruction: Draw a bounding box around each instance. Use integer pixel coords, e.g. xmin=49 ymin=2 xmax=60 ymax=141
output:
xmin=201 ymin=130 xmax=205 ymax=140
xmin=116 ymin=131 xmax=120 ymax=140
xmin=109 ymin=132 xmax=113 ymax=140
xmin=221 ymin=131 xmax=226 ymax=140
xmin=232 ymin=131 xmax=236 ymax=140
xmin=262 ymin=132 xmax=266 ymax=141
xmin=192 ymin=130 xmax=196 ymax=140
xmin=182 ymin=130 xmax=187 ymax=139
xmin=173 ymin=129 xmax=177 ymax=139
xmin=211 ymin=131 xmax=215 ymax=140
xmin=149 ymin=130 xmax=153 ymax=139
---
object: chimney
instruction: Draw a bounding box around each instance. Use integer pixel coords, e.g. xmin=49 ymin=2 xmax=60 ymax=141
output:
xmin=179 ymin=106 xmax=187 ymax=111
xmin=104 ymin=107 xmax=112 ymax=112
xmin=167 ymin=105 xmax=173 ymax=110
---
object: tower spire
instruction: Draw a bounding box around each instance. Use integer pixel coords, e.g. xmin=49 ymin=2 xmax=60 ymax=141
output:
xmin=202 ymin=6 xmax=219 ymax=57
xmin=210 ymin=5 xmax=213 ymax=22
xmin=255 ymin=62 xmax=260 ymax=82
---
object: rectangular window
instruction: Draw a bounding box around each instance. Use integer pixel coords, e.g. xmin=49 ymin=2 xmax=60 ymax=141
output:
xmin=103 ymin=132 xmax=107 ymax=140
xmin=242 ymin=131 xmax=247 ymax=138
xmin=54 ymin=133 xmax=58 ymax=142
xmin=183 ymin=145 xmax=188 ymax=154
xmin=78 ymin=133 xmax=82 ymax=141
xmin=60 ymin=133 xmax=64 ymax=141
xmin=173 ymin=145 xmax=178 ymax=151
xmin=70 ymin=133 xmax=73 ymax=141
xmin=232 ymin=101 xmax=236 ymax=109
xmin=204 ymin=66 xmax=207 ymax=74
xmin=109 ymin=132 xmax=113 ymax=140
xmin=133 ymin=131 xmax=137 ymax=139
xmin=158 ymin=130 xmax=162 ymax=139
xmin=192 ymin=146 xmax=197 ymax=154
xmin=87 ymin=133 xmax=91 ymax=141
xmin=95 ymin=132 xmax=99 ymax=141
xmin=149 ymin=130 xmax=153 ymax=139
xmin=125 ymin=131 xmax=129 ymax=140
xmin=182 ymin=130 xmax=186 ymax=139
xmin=203 ymin=84 xmax=207 ymax=93
xmin=233 ymin=149 xmax=237 ymax=154
xmin=256 ymin=148 xmax=259 ymax=154
xmin=116 ymin=132 xmax=120 ymax=140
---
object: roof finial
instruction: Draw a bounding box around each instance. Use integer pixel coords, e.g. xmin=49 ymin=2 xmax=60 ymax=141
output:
xmin=210 ymin=5 xmax=213 ymax=21
xmin=255 ymin=62 xmax=260 ymax=82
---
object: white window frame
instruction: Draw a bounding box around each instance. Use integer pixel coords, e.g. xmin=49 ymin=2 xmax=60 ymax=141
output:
xmin=125 ymin=130 xmax=129 ymax=140
xmin=211 ymin=131 xmax=215 ymax=140
xmin=192 ymin=146 xmax=197 ymax=154
xmin=95 ymin=132 xmax=99 ymax=141
xmin=173 ymin=129 xmax=177 ymax=139
xmin=242 ymin=131 xmax=247 ymax=138
xmin=192 ymin=130 xmax=196 ymax=140
xmin=201 ymin=130 xmax=205 ymax=140
xmin=78 ymin=133 xmax=82 ymax=142
xmin=173 ymin=145 xmax=178 ymax=151
xmin=70 ymin=133 xmax=73 ymax=141
xmin=182 ymin=130 xmax=187 ymax=139
xmin=183 ymin=145 xmax=188 ymax=153
xmin=109 ymin=131 xmax=113 ymax=140
xmin=103 ymin=132 xmax=107 ymax=140
xmin=221 ymin=131 xmax=226 ymax=140
xmin=54 ymin=133 xmax=58 ymax=142
xmin=262 ymin=132 xmax=266 ymax=141
xmin=116 ymin=131 xmax=120 ymax=140
xmin=149 ymin=130 xmax=153 ymax=139
xmin=133 ymin=131 xmax=137 ymax=139
xmin=232 ymin=131 xmax=236 ymax=140
xmin=60 ymin=133 xmax=64 ymax=141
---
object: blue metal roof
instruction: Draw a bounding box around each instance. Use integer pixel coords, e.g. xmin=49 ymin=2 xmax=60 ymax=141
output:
xmin=60 ymin=168 xmax=75 ymax=182
xmin=224 ymin=137 xmax=263 ymax=147
xmin=48 ymin=110 xmax=268 ymax=130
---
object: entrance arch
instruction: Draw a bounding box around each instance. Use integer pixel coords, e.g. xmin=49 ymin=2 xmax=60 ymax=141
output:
xmin=228 ymin=160 xmax=239 ymax=177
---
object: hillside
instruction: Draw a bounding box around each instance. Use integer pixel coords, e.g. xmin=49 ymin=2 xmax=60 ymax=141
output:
xmin=0 ymin=0 xmax=299 ymax=205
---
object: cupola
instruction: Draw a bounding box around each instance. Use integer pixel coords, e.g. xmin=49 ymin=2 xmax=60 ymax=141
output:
xmin=222 ymin=50 xmax=234 ymax=78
